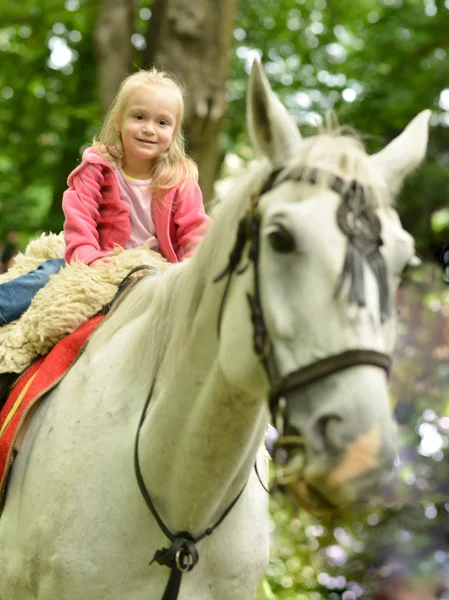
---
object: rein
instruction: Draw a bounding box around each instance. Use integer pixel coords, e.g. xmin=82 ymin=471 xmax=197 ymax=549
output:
xmin=134 ymin=382 xmax=245 ymax=600
xmin=103 ymin=266 xmax=245 ymax=600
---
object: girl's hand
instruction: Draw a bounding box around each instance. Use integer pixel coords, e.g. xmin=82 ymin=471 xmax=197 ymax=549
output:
xmin=89 ymin=257 xmax=113 ymax=269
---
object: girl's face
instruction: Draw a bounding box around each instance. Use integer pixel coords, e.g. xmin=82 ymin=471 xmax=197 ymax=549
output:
xmin=116 ymin=83 xmax=180 ymax=178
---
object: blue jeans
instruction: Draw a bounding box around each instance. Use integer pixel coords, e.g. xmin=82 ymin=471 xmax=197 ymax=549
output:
xmin=0 ymin=258 xmax=65 ymax=324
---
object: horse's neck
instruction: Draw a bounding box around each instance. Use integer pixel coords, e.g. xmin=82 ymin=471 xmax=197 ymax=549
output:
xmin=135 ymin=262 xmax=268 ymax=536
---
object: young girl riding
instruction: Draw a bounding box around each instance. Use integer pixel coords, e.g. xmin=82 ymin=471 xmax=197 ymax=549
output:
xmin=0 ymin=67 xmax=211 ymax=398
xmin=64 ymin=67 xmax=210 ymax=268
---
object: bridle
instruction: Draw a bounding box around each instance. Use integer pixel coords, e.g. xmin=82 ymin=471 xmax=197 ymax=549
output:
xmin=133 ymin=164 xmax=393 ymax=600
xmin=214 ymin=165 xmax=392 ymax=439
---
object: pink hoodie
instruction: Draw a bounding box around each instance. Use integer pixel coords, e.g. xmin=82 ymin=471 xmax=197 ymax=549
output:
xmin=63 ymin=148 xmax=211 ymax=265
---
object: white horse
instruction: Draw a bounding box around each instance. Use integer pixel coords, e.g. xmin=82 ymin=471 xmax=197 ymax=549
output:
xmin=0 ymin=62 xmax=429 ymax=600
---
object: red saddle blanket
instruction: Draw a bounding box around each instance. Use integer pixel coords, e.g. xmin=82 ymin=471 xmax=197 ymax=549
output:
xmin=0 ymin=313 xmax=106 ymax=503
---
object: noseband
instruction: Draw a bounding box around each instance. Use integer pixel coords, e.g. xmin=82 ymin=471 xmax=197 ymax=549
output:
xmin=214 ymin=166 xmax=392 ymax=430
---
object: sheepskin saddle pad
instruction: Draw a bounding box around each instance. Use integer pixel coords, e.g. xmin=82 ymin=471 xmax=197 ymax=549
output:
xmin=0 ymin=233 xmax=170 ymax=375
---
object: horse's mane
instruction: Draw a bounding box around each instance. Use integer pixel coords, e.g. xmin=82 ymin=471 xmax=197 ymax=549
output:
xmin=86 ymin=265 xmax=187 ymax=384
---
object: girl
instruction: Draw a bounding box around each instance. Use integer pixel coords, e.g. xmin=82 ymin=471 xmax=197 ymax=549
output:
xmin=63 ymin=67 xmax=211 ymax=267
xmin=0 ymin=67 xmax=211 ymax=399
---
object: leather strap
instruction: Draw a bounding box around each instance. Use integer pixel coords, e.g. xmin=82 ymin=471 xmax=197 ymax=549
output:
xmin=134 ymin=381 xmax=246 ymax=600
xmin=269 ymin=349 xmax=391 ymax=409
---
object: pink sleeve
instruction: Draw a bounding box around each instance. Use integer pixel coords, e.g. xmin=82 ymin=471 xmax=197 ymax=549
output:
xmin=172 ymin=180 xmax=212 ymax=259
xmin=63 ymin=163 xmax=111 ymax=265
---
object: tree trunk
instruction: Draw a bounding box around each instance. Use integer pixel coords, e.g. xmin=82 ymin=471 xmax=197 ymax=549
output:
xmin=94 ymin=0 xmax=135 ymax=114
xmin=144 ymin=0 xmax=240 ymax=205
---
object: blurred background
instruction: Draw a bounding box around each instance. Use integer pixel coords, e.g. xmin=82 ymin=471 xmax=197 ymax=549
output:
xmin=0 ymin=0 xmax=448 ymax=597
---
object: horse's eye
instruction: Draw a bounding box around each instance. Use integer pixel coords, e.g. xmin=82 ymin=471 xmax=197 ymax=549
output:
xmin=267 ymin=224 xmax=295 ymax=254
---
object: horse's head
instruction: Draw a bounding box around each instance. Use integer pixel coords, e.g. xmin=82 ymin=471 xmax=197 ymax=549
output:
xmin=216 ymin=61 xmax=430 ymax=515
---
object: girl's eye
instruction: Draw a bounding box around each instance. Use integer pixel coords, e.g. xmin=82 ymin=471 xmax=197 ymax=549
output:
xmin=135 ymin=114 xmax=144 ymax=121
xmin=159 ymin=120 xmax=168 ymax=126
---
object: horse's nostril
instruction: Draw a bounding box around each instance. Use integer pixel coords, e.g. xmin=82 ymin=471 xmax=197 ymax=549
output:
xmin=315 ymin=413 xmax=344 ymax=451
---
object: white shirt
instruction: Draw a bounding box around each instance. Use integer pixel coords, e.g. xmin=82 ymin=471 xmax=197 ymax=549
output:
xmin=114 ymin=167 xmax=160 ymax=252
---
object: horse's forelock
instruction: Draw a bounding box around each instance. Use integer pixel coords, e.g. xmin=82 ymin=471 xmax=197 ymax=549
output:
xmin=282 ymin=134 xmax=394 ymax=209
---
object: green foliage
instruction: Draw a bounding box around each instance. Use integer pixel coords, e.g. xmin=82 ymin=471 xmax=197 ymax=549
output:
xmin=0 ymin=0 xmax=101 ymax=239
xmin=226 ymin=0 xmax=449 ymax=258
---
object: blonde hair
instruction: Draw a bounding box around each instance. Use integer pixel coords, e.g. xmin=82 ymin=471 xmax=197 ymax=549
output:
xmin=93 ymin=67 xmax=198 ymax=196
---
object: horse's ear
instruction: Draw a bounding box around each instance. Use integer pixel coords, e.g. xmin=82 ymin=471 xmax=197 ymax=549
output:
xmin=369 ymin=110 xmax=431 ymax=195
xmin=247 ymin=59 xmax=302 ymax=166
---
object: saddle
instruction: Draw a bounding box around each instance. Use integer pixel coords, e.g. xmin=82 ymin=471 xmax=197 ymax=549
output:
xmin=0 ymin=233 xmax=169 ymax=376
